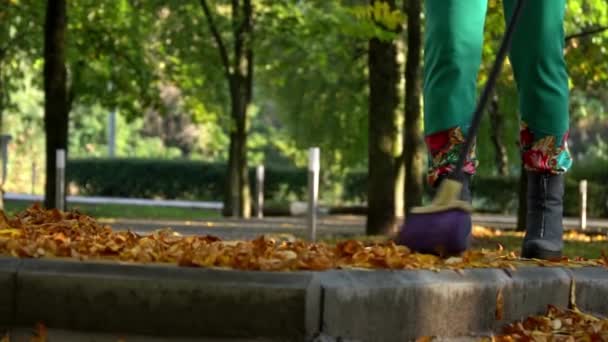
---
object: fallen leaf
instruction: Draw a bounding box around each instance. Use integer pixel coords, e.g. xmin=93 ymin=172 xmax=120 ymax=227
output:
xmin=415 ymin=337 xmax=432 ymax=342
xmin=496 ymin=288 xmax=504 ymax=320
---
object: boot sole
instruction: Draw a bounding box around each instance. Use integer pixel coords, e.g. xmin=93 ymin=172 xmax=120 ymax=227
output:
xmin=521 ymin=247 xmax=562 ymax=260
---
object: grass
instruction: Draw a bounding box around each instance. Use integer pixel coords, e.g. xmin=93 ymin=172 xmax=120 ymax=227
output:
xmin=473 ymin=235 xmax=606 ymax=260
xmin=321 ymin=234 xmax=607 ymax=260
xmin=4 ymin=200 xmax=221 ymax=221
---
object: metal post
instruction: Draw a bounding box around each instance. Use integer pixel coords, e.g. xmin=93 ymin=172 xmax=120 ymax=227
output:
xmin=580 ymin=180 xmax=587 ymax=231
xmin=0 ymin=134 xmax=12 ymax=187
xmin=31 ymin=161 xmax=37 ymax=194
xmin=256 ymin=165 xmax=264 ymax=218
xmin=307 ymin=147 xmax=320 ymax=242
xmin=108 ymin=110 xmax=116 ymax=157
xmin=55 ymin=149 xmax=66 ymax=211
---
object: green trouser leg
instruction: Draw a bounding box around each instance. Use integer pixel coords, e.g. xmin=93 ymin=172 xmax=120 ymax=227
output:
xmin=423 ymin=0 xmax=571 ymax=186
xmin=504 ymin=0 xmax=570 ymax=259
xmin=503 ymin=0 xmax=572 ymax=173
xmin=423 ymin=0 xmax=487 ymax=185
xmin=423 ymin=0 xmax=486 ymax=135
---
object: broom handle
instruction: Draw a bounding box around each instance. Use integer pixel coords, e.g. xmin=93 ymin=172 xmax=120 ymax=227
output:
xmin=453 ymin=0 xmax=527 ymax=179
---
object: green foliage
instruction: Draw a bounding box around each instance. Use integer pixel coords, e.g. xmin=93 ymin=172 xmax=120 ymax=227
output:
xmin=569 ymin=158 xmax=608 ymax=183
xmin=348 ymin=0 xmax=403 ymax=40
xmin=0 ymin=0 xmax=44 ymax=126
xmin=257 ymin=0 xmax=369 ymax=173
xmin=343 ymin=170 xmax=608 ymax=218
xmin=472 ymin=176 xmax=608 ymax=218
xmin=66 ymin=158 xmax=309 ymax=203
xmin=67 ymin=157 xmax=606 ymax=218
xmin=65 ymin=0 xmax=159 ymax=117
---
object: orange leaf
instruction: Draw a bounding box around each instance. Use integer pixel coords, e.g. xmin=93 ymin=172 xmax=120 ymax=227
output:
xmin=496 ymin=288 xmax=504 ymax=320
xmin=415 ymin=337 xmax=433 ymax=342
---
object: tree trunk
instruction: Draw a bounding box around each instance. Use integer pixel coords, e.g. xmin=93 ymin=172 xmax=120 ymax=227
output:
xmin=516 ymin=163 xmax=527 ymax=231
xmin=489 ymin=93 xmax=509 ymax=176
xmin=366 ymin=0 xmax=400 ymax=235
xmin=223 ymin=133 xmax=238 ymax=216
xmin=403 ymin=0 xmax=424 ymax=213
xmin=43 ymin=0 xmax=68 ymax=209
xmin=222 ymin=0 xmax=252 ymax=218
xmin=225 ymin=80 xmax=251 ymax=218
xmin=0 ymin=77 xmax=4 ymax=211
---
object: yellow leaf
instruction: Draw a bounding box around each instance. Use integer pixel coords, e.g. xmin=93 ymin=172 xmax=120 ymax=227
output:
xmin=0 ymin=229 xmax=22 ymax=238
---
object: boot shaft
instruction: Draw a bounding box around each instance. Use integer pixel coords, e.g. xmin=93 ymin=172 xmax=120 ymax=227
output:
xmin=522 ymin=171 xmax=565 ymax=259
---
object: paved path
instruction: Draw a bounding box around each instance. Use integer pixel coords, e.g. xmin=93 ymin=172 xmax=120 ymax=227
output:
xmin=103 ymin=215 xmax=365 ymax=240
xmin=102 ymin=214 xmax=608 ymax=240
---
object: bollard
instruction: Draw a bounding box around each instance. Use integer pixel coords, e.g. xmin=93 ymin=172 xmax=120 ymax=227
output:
xmin=307 ymin=148 xmax=320 ymax=242
xmin=31 ymin=161 xmax=37 ymax=195
xmin=108 ymin=110 xmax=116 ymax=157
xmin=580 ymin=180 xmax=587 ymax=231
xmin=256 ymin=165 xmax=264 ymax=218
xmin=55 ymin=149 xmax=66 ymax=211
xmin=0 ymin=134 xmax=12 ymax=187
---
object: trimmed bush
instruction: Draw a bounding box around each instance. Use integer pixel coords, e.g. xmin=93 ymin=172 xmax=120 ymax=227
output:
xmin=471 ymin=176 xmax=608 ymax=218
xmin=66 ymin=158 xmax=608 ymax=218
xmin=67 ymin=158 xmax=307 ymax=203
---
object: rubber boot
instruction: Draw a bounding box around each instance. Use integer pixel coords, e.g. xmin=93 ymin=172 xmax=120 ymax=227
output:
xmin=521 ymin=172 xmax=565 ymax=259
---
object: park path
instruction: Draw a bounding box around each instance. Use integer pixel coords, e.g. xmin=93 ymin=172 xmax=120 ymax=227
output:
xmin=103 ymin=214 xmax=608 ymax=240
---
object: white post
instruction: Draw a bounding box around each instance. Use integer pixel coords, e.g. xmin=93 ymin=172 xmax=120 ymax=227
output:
xmin=256 ymin=165 xmax=264 ymax=218
xmin=55 ymin=149 xmax=66 ymax=211
xmin=0 ymin=135 xmax=11 ymax=185
xmin=108 ymin=110 xmax=116 ymax=157
xmin=31 ymin=161 xmax=37 ymax=195
xmin=308 ymin=147 xmax=320 ymax=242
xmin=580 ymin=180 xmax=587 ymax=231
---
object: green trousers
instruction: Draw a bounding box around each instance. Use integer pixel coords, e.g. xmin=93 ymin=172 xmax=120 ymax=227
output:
xmin=423 ymin=0 xmax=572 ymax=185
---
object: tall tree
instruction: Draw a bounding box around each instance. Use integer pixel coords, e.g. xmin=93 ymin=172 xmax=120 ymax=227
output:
xmin=403 ymin=0 xmax=424 ymax=212
xmin=366 ymin=0 xmax=401 ymax=235
xmin=43 ymin=0 xmax=68 ymax=209
xmin=200 ymin=0 xmax=253 ymax=218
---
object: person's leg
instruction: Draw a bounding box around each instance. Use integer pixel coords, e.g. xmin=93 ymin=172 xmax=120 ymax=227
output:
xmin=504 ymin=0 xmax=571 ymax=259
xmin=423 ymin=0 xmax=487 ymax=189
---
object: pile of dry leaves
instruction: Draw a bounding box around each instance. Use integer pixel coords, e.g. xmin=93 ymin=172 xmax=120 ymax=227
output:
xmin=0 ymin=205 xmax=606 ymax=271
xmin=486 ymin=305 xmax=608 ymax=341
xmin=6 ymin=306 xmax=606 ymax=341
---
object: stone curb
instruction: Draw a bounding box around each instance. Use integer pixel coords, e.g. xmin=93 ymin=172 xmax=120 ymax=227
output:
xmin=320 ymin=267 xmax=608 ymax=342
xmin=0 ymin=257 xmax=606 ymax=342
xmin=2 ymin=257 xmax=320 ymax=340
xmin=320 ymin=268 xmax=510 ymax=341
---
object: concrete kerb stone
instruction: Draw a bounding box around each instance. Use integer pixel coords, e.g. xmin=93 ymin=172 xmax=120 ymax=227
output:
xmin=0 ymin=257 xmax=19 ymax=328
xmin=568 ymin=267 xmax=608 ymax=315
xmin=500 ymin=267 xmax=572 ymax=324
xmin=319 ymin=269 xmax=511 ymax=342
xmin=0 ymin=255 xmax=606 ymax=342
xmin=13 ymin=258 xmax=321 ymax=341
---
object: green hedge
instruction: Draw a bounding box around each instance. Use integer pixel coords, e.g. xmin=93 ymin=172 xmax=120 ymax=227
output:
xmin=66 ymin=158 xmax=608 ymax=218
xmin=471 ymin=176 xmax=608 ymax=218
xmin=67 ymin=158 xmax=307 ymax=203
xmin=345 ymin=170 xmax=608 ymax=218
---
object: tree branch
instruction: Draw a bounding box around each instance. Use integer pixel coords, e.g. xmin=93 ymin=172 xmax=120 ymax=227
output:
xmin=566 ymin=26 xmax=608 ymax=42
xmin=199 ymin=0 xmax=232 ymax=78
